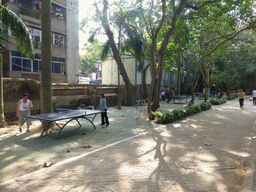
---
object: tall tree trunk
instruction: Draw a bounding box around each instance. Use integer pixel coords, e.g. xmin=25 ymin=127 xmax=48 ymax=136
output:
xmin=41 ymin=0 xmax=52 ymax=114
xmin=151 ymin=54 xmax=165 ymax=111
xmin=177 ymin=54 xmax=181 ymax=95
xmin=188 ymin=73 xmax=198 ymax=106
xmin=102 ymin=0 xmax=134 ymax=105
xmin=0 ymin=0 xmax=7 ymax=127
xmin=204 ymin=66 xmax=210 ymax=102
xmin=147 ymin=46 xmax=158 ymax=119
xmin=0 ymin=56 xmax=7 ymax=127
xmin=142 ymin=64 xmax=149 ymax=100
xmin=149 ymin=0 xmax=186 ymax=112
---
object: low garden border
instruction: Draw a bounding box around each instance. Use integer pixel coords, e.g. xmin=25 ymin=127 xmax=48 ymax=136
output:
xmin=155 ymin=93 xmax=238 ymax=124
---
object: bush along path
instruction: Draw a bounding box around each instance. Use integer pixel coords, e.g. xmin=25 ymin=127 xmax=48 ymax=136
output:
xmin=155 ymin=93 xmax=238 ymax=124
xmin=210 ymin=93 xmax=238 ymax=105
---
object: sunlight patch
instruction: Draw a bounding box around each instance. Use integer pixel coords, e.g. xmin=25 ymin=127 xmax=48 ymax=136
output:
xmin=173 ymin=124 xmax=181 ymax=128
xmin=223 ymin=149 xmax=250 ymax=157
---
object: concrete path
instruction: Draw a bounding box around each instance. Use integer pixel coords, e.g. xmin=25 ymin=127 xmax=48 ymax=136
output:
xmin=1 ymin=98 xmax=256 ymax=191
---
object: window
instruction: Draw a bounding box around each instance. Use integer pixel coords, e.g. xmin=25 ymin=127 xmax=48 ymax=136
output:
xmin=22 ymin=59 xmax=31 ymax=72
xmin=31 ymin=28 xmax=41 ymax=43
xmin=52 ymin=58 xmax=65 ymax=74
xmin=11 ymin=58 xmax=21 ymax=71
xmin=31 ymin=28 xmax=41 ymax=49
xmin=52 ymin=34 xmax=65 ymax=47
xmin=10 ymin=51 xmax=65 ymax=74
xmin=51 ymin=3 xmax=66 ymax=21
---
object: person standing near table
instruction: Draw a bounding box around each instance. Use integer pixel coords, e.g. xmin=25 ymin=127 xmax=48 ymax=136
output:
xmin=16 ymin=93 xmax=33 ymax=132
xmin=97 ymin=93 xmax=109 ymax=126
xmin=252 ymin=88 xmax=256 ymax=105
xmin=238 ymin=89 xmax=245 ymax=108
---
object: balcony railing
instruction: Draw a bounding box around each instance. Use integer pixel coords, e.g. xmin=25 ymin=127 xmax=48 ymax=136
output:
xmin=20 ymin=6 xmax=40 ymax=19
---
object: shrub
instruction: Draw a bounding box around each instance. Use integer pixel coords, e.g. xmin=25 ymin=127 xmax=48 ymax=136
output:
xmin=189 ymin=105 xmax=198 ymax=114
xmin=200 ymin=102 xmax=207 ymax=111
xmin=195 ymin=105 xmax=202 ymax=113
xmin=154 ymin=102 xmax=212 ymax=124
xmin=165 ymin=112 xmax=175 ymax=123
xmin=210 ymin=98 xmax=227 ymax=105
xmin=205 ymin=101 xmax=212 ymax=109
xmin=185 ymin=107 xmax=194 ymax=116
xmin=172 ymin=109 xmax=185 ymax=120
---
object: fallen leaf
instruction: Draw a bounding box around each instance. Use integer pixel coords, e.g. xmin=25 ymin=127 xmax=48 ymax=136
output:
xmin=43 ymin=161 xmax=52 ymax=167
xmin=14 ymin=178 xmax=23 ymax=182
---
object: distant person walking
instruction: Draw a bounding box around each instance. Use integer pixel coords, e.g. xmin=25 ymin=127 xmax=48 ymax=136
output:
xmin=16 ymin=93 xmax=33 ymax=132
xmin=252 ymin=88 xmax=256 ymax=105
xmin=238 ymin=89 xmax=245 ymax=108
xmin=167 ymin=90 xmax=175 ymax=103
xmin=97 ymin=93 xmax=109 ymax=126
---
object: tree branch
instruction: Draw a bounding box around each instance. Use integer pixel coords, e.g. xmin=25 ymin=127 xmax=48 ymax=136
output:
xmin=185 ymin=0 xmax=219 ymax=10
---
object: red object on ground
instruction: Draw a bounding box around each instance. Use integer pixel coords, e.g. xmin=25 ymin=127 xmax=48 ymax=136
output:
xmin=82 ymin=145 xmax=92 ymax=148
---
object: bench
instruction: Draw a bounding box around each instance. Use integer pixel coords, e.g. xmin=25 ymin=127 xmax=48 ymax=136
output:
xmin=168 ymin=95 xmax=190 ymax=104
xmin=135 ymin=100 xmax=146 ymax=105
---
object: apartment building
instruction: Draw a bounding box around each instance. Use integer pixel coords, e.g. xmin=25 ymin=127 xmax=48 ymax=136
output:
xmin=2 ymin=0 xmax=79 ymax=84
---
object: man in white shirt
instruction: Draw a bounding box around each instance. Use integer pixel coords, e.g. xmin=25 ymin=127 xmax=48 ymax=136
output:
xmin=252 ymin=88 xmax=256 ymax=105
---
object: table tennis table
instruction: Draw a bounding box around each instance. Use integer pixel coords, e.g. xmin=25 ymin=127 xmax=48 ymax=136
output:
xmin=29 ymin=108 xmax=103 ymax=139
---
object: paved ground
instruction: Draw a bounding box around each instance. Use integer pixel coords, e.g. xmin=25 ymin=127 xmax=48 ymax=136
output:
xmin=1 ymin=98 xmax=256 ymax=191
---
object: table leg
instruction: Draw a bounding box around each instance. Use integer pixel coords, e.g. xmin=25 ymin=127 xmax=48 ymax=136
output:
xmin=83 ymin=114 xmax=98 ymax=130
xmin=55 ymin=118 xmax=81 ymax=139
xmin=40 ymin=120 xmax=52 ymax=136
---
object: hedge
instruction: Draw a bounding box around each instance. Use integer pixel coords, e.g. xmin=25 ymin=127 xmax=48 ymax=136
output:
xmin=155 ymin=101 xmax=212 ymax=124
xmin=210 ymin=93 xmax=237 ymax=105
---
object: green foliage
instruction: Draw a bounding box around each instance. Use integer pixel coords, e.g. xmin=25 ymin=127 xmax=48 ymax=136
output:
xmin=210 ymin=97 xmax=228 ymax=105
xmin=226 ymin=94 xmax=238 ymax=100
xmin=195 ymin=105 xmax=202 ymax=113
xmin=184 ymin=107 xmax=194 ymax=116
xmin=0 ymin=5 xmax=34 ymax=59
xmin=155 ymin=102 xmax=212 ymax=124
xmin=80 ymin=41 xmax=103 ymax=76
xmin=172 ymin=109 xmax=185 ymax=120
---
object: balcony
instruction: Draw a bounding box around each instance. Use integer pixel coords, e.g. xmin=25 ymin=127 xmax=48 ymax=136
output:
xmin=20 ymin=6 xmax=40 ymax=19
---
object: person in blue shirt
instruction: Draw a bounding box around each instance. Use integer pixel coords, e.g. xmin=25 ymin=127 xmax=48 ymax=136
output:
xmin=97 ymin=94 xmax=109 ymax=126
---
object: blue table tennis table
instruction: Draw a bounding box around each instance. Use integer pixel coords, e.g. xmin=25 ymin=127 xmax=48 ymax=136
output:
xmin=29 ymin=108 xmax=103 ymax=139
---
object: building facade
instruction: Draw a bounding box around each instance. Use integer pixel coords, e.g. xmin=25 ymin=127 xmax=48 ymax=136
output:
xmin=102 ymin=55 xmax=152 ymax=85
xmin=102 ymin=55 xmax=174 ymax=86
xmin=2 ymin=0 xmax=79 ymax=84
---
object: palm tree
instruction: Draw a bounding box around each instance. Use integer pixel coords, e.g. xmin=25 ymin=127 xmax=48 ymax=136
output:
xmin=0 ymin=5 xmax=34 ymax=127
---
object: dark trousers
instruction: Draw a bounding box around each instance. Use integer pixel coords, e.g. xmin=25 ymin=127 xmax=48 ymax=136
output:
xmin=101 ymin=109 xmax=109 ymax=125
xmin=253 ymin=97 xmax=256 ymax=105
xmin=167 ymin=96 xmax=172 ymax=103
xmin=239 ymin=98 xmax=244 ymax=107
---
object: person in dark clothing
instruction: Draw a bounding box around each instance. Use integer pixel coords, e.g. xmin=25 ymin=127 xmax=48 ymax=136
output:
xmin=167 ymin=90 xmax=175 ymax=103
xmin=97 ymin=94 xmax=109 ymax=126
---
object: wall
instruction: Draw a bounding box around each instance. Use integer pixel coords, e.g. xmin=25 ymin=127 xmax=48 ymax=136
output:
xmin=3 ymin=78 xmax=146 ymax=121
xmin=102 ymin=55 xmax=151 ymax=85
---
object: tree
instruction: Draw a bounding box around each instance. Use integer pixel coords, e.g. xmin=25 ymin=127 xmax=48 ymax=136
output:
xmin=186 ymin=0 xmax=256 ymax=105
xmin=41 ymin=0 xmax=52 ymax=114
xmin=92 ymin=0 xmax=135 ymax=105
xmin=80 ymin=41 xmax=102 ymax=76
xmin=0 ymin=4 xmax=34 ymax=127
